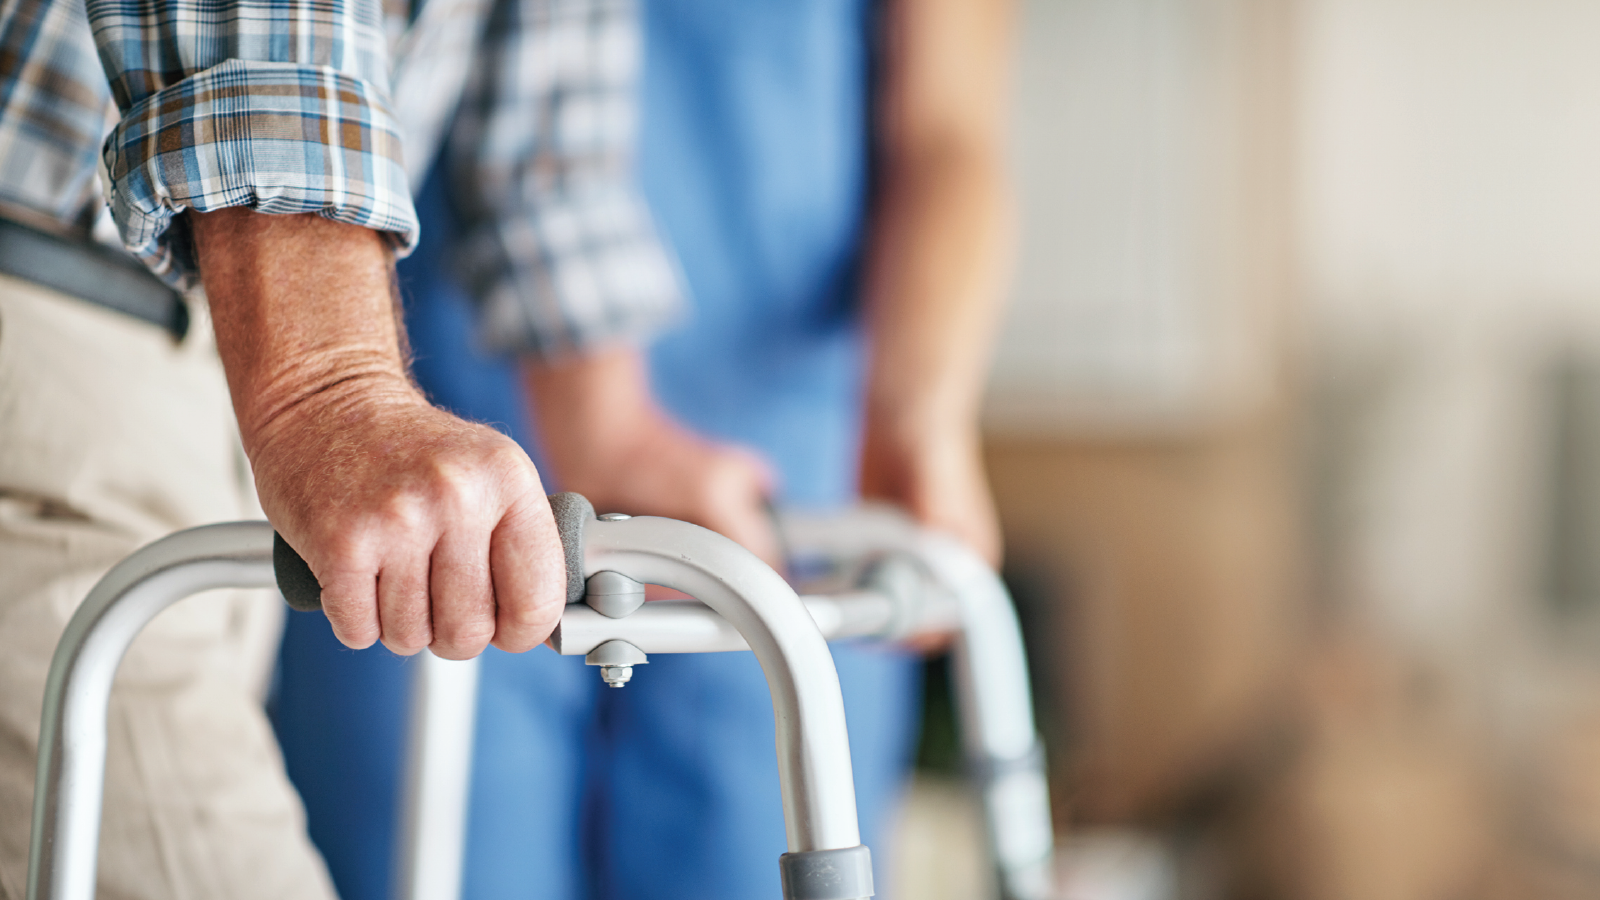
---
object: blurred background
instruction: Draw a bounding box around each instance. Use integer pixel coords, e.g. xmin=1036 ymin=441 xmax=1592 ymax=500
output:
xmin=889 ymin=1 xmax=1600 ymax=898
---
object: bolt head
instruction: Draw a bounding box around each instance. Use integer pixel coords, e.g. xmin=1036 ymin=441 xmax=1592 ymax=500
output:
xmin=601 ymin=665 xmax=634 ymax=687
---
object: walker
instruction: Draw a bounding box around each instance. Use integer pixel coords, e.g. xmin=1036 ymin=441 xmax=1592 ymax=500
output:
xmin=26 ymin=494 xmax=1055 ymax=900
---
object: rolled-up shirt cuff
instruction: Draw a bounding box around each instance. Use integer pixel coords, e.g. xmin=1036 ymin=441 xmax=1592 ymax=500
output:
xmin=102 ymin=59 xmax=418 ymax=288
xmin=460 ymin=185 xmax=684 ymax=359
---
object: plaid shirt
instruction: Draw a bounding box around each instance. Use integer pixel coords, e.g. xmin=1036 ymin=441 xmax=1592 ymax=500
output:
xmin=0 ymin=0 xmax=680 ymax=355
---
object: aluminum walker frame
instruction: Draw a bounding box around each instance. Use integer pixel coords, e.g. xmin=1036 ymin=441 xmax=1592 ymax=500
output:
xmin=27 ymin=493 xmax=1055 ymax=900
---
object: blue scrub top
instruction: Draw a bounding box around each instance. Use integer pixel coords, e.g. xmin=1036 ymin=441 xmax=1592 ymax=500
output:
xmin=639 ymin=0 xmax=875 ymax=505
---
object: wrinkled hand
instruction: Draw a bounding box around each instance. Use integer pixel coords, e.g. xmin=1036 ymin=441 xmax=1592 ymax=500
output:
xmin=523 ymin=348 xmax=782 ymax=570
xmin=250 ymin=382 xmax=566 ymax=658
xmin=194 ymin=208 xmax=566 ymax=660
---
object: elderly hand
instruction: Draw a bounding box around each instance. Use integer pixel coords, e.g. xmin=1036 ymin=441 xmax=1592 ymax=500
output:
xmin=195 ymin=209 xmax=567 ymax=660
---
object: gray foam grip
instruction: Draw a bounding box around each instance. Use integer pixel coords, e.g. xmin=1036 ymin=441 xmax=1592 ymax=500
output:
xmin=546 ymin=492 xmax=594 ymax=603
xmin=272 ymin=492 xmax=593 ymax=611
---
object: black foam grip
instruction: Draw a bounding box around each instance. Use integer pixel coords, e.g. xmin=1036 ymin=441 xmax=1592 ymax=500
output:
xmin=272 ymin=492 xmax=594 ymax=611
xmin=273 ymin=531 xmax=324 ymax=612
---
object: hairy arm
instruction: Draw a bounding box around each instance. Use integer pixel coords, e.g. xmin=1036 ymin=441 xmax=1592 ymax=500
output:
xmin=194 ymin=209 xmax=566 ymax=659
xmin=860 ymin=0 xmax=1016 ymax=566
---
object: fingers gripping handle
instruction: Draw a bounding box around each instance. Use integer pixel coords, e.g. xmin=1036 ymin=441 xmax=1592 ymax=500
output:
xmin=271 ymin=492 xmax=595 ymax=611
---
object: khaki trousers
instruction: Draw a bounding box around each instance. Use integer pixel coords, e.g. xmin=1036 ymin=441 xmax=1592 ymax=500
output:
xmin=0 ymin=275 xmax=336 ymax=900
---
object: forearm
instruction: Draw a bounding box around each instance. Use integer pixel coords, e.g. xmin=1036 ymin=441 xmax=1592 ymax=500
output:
xmin=521 ymin=345 xmax=657 ymax=491
xmin=863 ymin=0 xmax=1015 ymax=443
xmin=858 ymin=0 xmax=1014 ymax=566
xmin=864 ymin=146 xmax=1014 ymax=440
xmin=194 ymin=209 xmax=415 ymax=462
xmin=521 ymin=348 xmax=781 ymax=566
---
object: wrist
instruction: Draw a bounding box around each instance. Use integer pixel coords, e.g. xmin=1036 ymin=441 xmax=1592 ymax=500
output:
xmin=865 ymin=389 xmax=981 ymax=450
xmin=240 ymin=367 xmax=422 ymax=466
xmin=192 ymin=208 xmax=417 ymax=460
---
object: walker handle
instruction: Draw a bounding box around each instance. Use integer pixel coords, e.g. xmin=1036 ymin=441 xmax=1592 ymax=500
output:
xmin=271 ymin=492 xmax=595 ymax=612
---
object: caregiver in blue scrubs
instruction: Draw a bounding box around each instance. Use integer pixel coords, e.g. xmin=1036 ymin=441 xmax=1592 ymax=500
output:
xmin=272 ymin=1 xmax=1015 ymax=897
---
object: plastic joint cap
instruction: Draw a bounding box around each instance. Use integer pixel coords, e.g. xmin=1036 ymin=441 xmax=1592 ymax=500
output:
xmin=778 ymin=845 xmax=874 ymax=900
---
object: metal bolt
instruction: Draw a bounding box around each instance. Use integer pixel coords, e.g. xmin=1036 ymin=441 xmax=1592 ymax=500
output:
xmin=586 ymin=639 xmax=647 ymax=689
xmin=598 ymin=513 xmax=632 ymax=521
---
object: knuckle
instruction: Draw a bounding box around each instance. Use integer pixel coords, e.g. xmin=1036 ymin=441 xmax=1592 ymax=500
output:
xmin=501 ymin=601 xmax=555 ymax=632
xmin=375 ymin=493 xmax=431 ymax=535
xmin=484 ymin=441 xmax=540 ymax=489
xmin=502 ymin=588 xmax=564 ymax=632
xmin=428 ymin=459 xmax=481 ymax=509
xmin=305 ymin=523 xmax=375 ymax=572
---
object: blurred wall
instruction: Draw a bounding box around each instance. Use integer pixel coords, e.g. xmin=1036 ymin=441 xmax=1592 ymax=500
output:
xmin=1297 ymin=0 xmax=1600 ymax=655
xmin=988 ymin=0 xmax=1293 ymax=436
xmin=982 ymin=0 xmax=1300 ymax=829
xmin=1282 ymin=2 xmax=1600 ymax=896
xmin=986 ymin=0 xmax=1600 ymax=895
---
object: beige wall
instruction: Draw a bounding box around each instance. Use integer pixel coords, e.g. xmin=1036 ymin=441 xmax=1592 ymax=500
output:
xmin=986 ymin=0 xmax=1293 ymax=436
xmin=980 ymin=0 xmax=1300 ymax=827
xmin=976 ymin=1 xmax=1600 ymax=894
xmin=1295 ymin=0 xmax=1600 ymax=656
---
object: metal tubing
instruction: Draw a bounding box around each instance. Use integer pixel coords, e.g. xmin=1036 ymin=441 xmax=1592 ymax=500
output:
xmin=582 ymin=515 xmax=863 ymax=854
xmin=929 ymin=533 xmax=1055 ymax=900
xmin=548 ymin=591 xmax=894 ymax=656
xmin=778 ymin=506 xmax=1056 ymax=900
xmin=394 ymin=653 xmax=481 ymax=900
xmin=31 ymin=514 xmax=867 ymax=900
xmin=27 ymin=522 xmax=278 ymax=900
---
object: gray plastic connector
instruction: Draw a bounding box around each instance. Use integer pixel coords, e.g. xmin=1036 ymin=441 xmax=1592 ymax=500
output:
xmin=778 ymin=845 xmax=874 ymax=900
xmin=856 ymin=554 xmax=928 ymax=641
xmin=585 ymin=570 xmax=646 ymax=618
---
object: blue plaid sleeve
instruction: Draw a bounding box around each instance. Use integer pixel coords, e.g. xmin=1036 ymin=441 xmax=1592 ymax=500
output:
xmin=88 ymin=0 xmax=417 ymax=285
xmin=447 ymin=0 xmax=682 ymax=358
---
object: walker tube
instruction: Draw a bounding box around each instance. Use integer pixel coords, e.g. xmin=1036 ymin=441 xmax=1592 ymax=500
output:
xmin=26 ymin=522 xmax=279 ymax=900
xmin=581 ymin=514 xmax=865 ymax=856
xmin=778 ymin=507 xmax=1057 ymax=900
xmin=395 ymin=653 xmax=480 ymax=900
